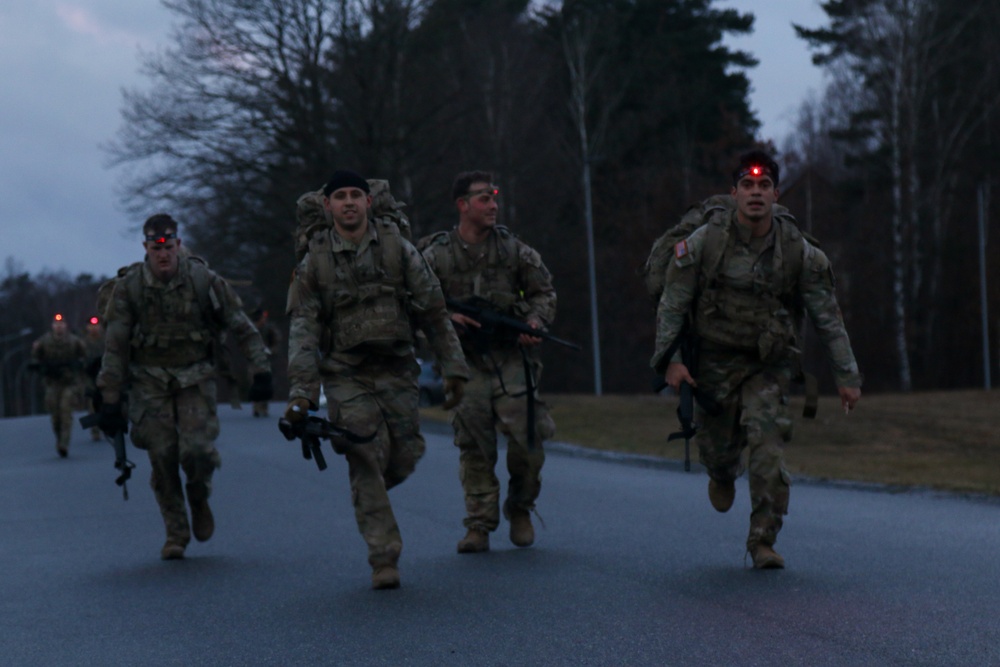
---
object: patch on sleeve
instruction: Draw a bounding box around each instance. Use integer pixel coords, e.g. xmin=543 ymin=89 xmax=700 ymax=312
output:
xmin=674 ymin=240 xmax=689 ymax=259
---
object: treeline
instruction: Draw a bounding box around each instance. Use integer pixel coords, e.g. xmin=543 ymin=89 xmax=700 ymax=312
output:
xmin=788 ymin=0 xmax=1000 ymax=391
xmin=6 ymin=0 xmax=997 ymax=398
xmin=103 ymin=0 xmax=761 ymax=395
xmin=0 ymin=261 xmax=108 ymax=416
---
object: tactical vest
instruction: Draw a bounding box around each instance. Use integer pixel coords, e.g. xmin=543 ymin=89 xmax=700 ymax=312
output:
xmin=311 ymin=220 xmax=412 ymax=354
xmin=122 ymin=258 xmax=218 ymax=367
xmin=693 ymin=213 xmax=807 ymax=363
xmin=426 ymin=226 xmax=522 ymax=315
xmin=37 ymin=334 xmax=84 ymax=381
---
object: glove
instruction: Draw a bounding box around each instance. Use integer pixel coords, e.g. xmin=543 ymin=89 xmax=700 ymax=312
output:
xmin=441 ymin=377 xmax=466 ymax=410
xmin=248 ymin=372 xmax=274 ymax=401
xmin=99 ymin=402 xmax=128 ymax=437
xmin=283 ymin=398 xmax=311 ymax=424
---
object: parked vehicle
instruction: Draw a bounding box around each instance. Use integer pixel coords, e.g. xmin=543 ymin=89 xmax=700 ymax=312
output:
xmin=418 ymin=358 xmax=444 ymax=407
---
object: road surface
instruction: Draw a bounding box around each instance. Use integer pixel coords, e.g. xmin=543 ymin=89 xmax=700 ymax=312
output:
xmin=2 ymin=406 xmax=998 ymax=666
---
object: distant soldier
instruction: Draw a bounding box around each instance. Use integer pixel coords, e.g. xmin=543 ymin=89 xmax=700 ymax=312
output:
xmin=249 ymin=306 xmax=280 ymax=417
xmin=81 ymin=315 xmax=106 ymax=441
xmin=420 ymin=170 xmax=558 ymax=554
xmin=98 ymin=214 xmax=273 ymax=560
xmin=284 ymin=170 xmax=468 ymax=590
xmin=30 ymin=314 xmax=86 ymax=457
xmin=651 ymin=150 xmax=862 ymax=569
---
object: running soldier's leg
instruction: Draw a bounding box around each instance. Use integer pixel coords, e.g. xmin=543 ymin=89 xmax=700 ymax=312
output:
xmin=175 ymin=380 xmax=221 ymax=543
xmin=378 ymin=357 xmax=425 ymax=491
xmin=328 ymin=374 xmax=401 ymax=568
xmin=43 ymin=382 xmax=61 ymax=445
xmin=493 ymin=353 xmax=551 ymax=513
xmin=740 ymin=370 xmax=792 ymax=551
xmin=176 ymin=380 xmax=221 ymax=502
xmin=451 ymin=364 xmax=500 ymax=532
xmin=131 ymin=387 xmax=190 ymax=547
xmin=694 ymin=354 xmax=748 ymax=483
xmin=55 ymin=383 xmax=76 ymax=451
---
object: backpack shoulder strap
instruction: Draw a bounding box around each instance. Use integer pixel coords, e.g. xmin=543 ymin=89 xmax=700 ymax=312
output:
xmin=186 ymin=257 xmax=220 ymax=322
xmin=699 ymin=208 xmax=733 ymax=288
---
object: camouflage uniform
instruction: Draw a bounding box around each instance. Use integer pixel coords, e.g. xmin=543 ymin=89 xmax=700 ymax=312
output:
xmin=251 ymin=319 xmax=281 ymax=417
xmin=421 ymin=226 xmax=557 ymax=534
xmin=287 ymin=220 xmax=468 ymax=570
xmin=651 ymin=209 xmax=862 ymax=552
xmin=82 ymin=327 xmax=106 ymax=440
xmin=31 ymin=331 xmax=86 ymax=456
xmin=99 ymin=257 xmax=270 ymax=550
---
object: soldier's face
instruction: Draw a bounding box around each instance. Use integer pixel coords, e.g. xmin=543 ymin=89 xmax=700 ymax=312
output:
xmin=144 ymin=237 xmax=181 ymax=282
xmin=325 ymin=187 xmax=371 ymax=233
xmin=457 ymin=181 xmax=499 ymax=229
xmin=51 ymin=320 xmax=67 ymax=337
xmin=732 ymin=175 xmax=778 ymax=224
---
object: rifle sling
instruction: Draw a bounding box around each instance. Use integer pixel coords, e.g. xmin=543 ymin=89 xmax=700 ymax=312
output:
xmin=801 ymin=371 xmax=818 ymax=419
xmin=483 ymin=347 xmax=537 ymax=451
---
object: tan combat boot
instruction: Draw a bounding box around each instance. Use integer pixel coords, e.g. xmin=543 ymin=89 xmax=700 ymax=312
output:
xmin=371 ymin=565 xmax=401 ymax=590
xmin=750 ymin=544 xmax=785 ymax=569
xmin=506 ymin=506 xmax=535 ymax=548
xmin=161 ymin=540 xmax=186 ymax=560
xmin=456 ymin=529 xmax=490 ymax=553
xmin=708 ymin=478 xmax=735 ymax=513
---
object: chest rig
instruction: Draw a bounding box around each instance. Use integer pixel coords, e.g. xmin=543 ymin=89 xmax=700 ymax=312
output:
xmin=40 ymin=334 xmax=80 ymax=365
xmin=432 ymin=226 xmax=521 ymax=315
xmin=693 ymin=214 xmax=806 ymax=363
xmin=312 ymin=220 xmax=412 ymax=354
xmin=123 ymin=259 xmax=217 ymax=367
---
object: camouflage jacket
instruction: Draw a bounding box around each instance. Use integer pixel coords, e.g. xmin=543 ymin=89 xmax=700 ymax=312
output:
xmin=98 ymin=257 xmax=270 ymax=396
xmin=651 ymin=211 xmax=861 ymax=387
xmin=286 ymin=220 xmax=468 ymax=404
xmin=31 ymin=332 xmax=86 ymax=383
xmin=420 ymin=226 xmax=557 ymax=358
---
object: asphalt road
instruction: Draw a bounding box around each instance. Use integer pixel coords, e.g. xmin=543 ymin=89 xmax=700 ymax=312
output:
xmin=2 ymin=406 xmax=998 ymax=666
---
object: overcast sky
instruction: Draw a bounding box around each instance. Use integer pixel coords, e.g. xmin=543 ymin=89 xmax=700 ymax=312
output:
xmin=0 ymin=0 xmax=828 ymax=278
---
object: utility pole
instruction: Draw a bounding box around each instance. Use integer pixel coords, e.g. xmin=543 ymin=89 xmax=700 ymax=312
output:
xmin=978 ymin=183 xmax=991 ymax=390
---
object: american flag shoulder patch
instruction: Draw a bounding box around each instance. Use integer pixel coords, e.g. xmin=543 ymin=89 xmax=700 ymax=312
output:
xmin=674 ymin=240 xmax=689 ymax=259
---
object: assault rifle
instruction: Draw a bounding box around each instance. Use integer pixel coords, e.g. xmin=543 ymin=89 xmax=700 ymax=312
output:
xmin=653 ymin=325 xmax=722 ymax=472
xmin=447 ymin=296 xmax=579 ymax=450
xmin=278 ymin=416 xmax=378 ymax=471
xmin=80 ymin=407 xmax=135 ymax=500
xmin=445 ymin=297 xmax=581 ymax=351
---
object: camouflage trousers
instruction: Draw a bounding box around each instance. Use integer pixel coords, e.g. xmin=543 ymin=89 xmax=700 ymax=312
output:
xmin=451 ymin=348 xmax=554 ymax=533
xmin=323 ymin=355 xmax=425 ymax=568
xmin=129 ymin=376 xmax=221 ymax=546
xmin=43 ymin=380 xmax=78 ymax=453
xmin=694 ymin=349 xmax=794 ymax=551
xmin=83 ymin=377 xmax=101 ymax=440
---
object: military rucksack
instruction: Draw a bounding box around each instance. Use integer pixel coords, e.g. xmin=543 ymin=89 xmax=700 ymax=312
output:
xmin=640 ymin=194 xmax=808 ymax=304
xmin=294 ymin=179 xmax=411 ymax=262
xmin=368 ymin=179 xmax=412 ymax=242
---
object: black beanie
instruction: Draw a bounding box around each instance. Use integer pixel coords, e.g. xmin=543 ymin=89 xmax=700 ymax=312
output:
xmin=323 ymin=170 xmax=370 ymax=196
